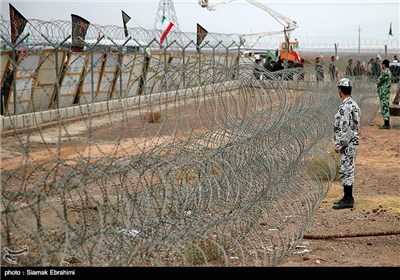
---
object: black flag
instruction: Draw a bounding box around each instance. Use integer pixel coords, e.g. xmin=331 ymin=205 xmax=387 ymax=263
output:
xmin=196 ymin=23 xmax=208 ymax=47
xmin=9 ymin=4 xmax=28 ymax=44
xmin=122 ymin=10 xmax=131 ymax=38
xmin=71 ymin=14 xmax=90 ymax=52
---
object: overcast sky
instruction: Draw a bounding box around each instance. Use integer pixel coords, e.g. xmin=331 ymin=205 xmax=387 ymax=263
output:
xmin=2 ymin=0 xmax=399 ymax=42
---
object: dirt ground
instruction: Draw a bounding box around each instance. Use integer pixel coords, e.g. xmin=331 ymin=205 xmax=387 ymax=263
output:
xmin=1 ymin=84 xmax=399 ymax=268
xmin=279 ymin=111 xmax=400 ymax=267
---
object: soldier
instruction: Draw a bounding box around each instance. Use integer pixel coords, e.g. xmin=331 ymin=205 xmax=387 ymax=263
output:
xmin=315 ymin=57 xmax=324 ymax=81
xmin=329 ymin=56 xmax=338 ymax=82
xmin=333 ymin=78 xmax=361 ymax=210
xmin=345 ymin=58 xmax=354 ymax=77
xmin=263 ymin=56 xmax=274 ymax=80
xmin=376 ymin=59 xmax=392 ymax=129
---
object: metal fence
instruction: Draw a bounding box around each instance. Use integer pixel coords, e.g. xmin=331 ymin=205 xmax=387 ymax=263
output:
xmin=1 ymin=19 xmax=382 ymax=266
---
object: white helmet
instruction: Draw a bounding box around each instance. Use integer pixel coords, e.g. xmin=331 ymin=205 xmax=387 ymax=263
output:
xmin=338 ymin=78 xmax=352 ymax=87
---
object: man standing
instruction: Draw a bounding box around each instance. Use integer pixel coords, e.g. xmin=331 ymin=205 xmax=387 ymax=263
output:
xmin=345 ymin=59 xmax=354 ymax=77
xmin=389 ymin=55 xmax=400 ymax=83
xmin=315 ymin=57 xmax=324 ymax=81
xmin=333 ymin=78 xmax=361 ymax=210
xmin=376 ymin=59 xmax=392 ymax=129
xmin=372 ymin=57 xmax=382 ymax=78
xmin=253 ymin=58 xmax=263 ymax=80
xmin=329 ymin=56 xmax=338 ymax=81
xmin=263 ymin=56 xmax=274 ymax=80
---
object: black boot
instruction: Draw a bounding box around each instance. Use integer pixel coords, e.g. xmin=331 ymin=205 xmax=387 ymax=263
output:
xmin=332 ymin=185 xmax=354 ymax=209
xmin=379 ymin=120 xmax=391 ymax=129
xmin=333 ymin=185 xmax=346 ymax=204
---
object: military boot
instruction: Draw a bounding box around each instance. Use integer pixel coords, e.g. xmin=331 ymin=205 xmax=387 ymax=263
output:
xmin=333 ymin=197 xmax=345 ymax=204
xmin=332 ymin=185 xmax=354 ymax=209
xmin=332 ymin=197 xmax=354 ymax=209
xmin=333 ymin=184 xmax=348 ymax=204
xmin=379 ymin=120 xmax=391 ymax=129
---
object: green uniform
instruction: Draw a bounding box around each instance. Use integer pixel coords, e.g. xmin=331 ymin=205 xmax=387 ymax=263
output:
xmin=376 ymin=68 xmax=392 ymax=121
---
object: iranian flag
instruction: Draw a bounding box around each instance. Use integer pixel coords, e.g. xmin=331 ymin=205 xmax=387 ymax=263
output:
xmin=160 ymin=16 xmax=174 ymax=47
xmin=290 ymin=50 xmax=301 ymax=64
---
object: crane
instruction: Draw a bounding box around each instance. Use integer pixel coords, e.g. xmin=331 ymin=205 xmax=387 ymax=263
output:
xmin=199 ymin=0 xmax=301 ymax=65
xmin=199 ymin=0 xmax=298 ymax=40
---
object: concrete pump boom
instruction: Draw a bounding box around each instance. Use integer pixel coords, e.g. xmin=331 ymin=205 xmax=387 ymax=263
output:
xmin=199 ymin=0 xmax=298 ymax=39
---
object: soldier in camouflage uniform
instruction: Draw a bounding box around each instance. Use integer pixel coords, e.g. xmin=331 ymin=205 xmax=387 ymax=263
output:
xmin=333 ymin=78 xmax=361 ymax=210
xmin=376 ymin=59 xmax=392 ymax=129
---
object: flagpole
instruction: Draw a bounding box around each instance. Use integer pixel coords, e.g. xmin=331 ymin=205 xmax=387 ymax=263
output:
xmin=385 ymin=22 xmax=392 ymax=58
xmin=386 ymin=34 xmax=389 ymax=59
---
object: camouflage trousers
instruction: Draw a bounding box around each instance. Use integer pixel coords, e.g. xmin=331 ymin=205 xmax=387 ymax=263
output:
xmin=377 ymin=88 xmax=391 ymax=121
xmin=339 ymin=144 xmax=358 ymax=186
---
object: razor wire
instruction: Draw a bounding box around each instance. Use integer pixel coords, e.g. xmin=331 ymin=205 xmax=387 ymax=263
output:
xmin=1 ymin=19 xmax=399 ymax=52
xmin=1 ymin=20 xmax=384 ymax=267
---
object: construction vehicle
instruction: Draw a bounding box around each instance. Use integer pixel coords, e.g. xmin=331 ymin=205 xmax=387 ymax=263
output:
xmin=279 ymin=39 xmax=302 ymax=66
xmin=199 ymin=0 xmax=302 ymax=66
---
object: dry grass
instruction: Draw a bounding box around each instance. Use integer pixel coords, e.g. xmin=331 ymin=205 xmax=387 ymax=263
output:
xmin=306 ymin=151 xmax=340 ymax=181
xmin=325 ymin=182 xmax=400 ymax=213
xmin=184 ymin=237 xmax=229 ymax=265
xmin=143 ymin=112 xmax=161 ymax=123
xmin=355 ymin=196 xmax=400 ymax=213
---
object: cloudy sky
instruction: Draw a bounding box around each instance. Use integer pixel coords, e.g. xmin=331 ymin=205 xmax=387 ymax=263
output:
xmin=2 ymin=0 xmax=399 ymax=42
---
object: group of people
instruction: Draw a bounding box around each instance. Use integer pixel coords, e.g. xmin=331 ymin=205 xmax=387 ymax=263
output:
xmin=315 ymin=56 xmax=342 ymax=82
xmin=366 ymin=57 xmax=382 ymax=78
xmin=253 ymin=56 xmax=305 ymax=81
xmin=315 ymin=55 xmax=400 ymax=83
xmin=316 ymin=55 xmax=342 ymax=82
xmin=316 ymin=56 xmax=371 ymax=82
xmin=253 ymin=57 xmax=288 ymax=80
xmin=345 ymin=58 xmax=366 ymax=79
xmin=332 ymin=55 xmax=396 ymax=210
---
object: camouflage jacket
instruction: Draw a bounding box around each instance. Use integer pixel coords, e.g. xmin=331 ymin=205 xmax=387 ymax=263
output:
xmin=334 ymin=96 xmax=361 ymax=151
xmin=377 ymin=69 xmax=392 ymax=96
